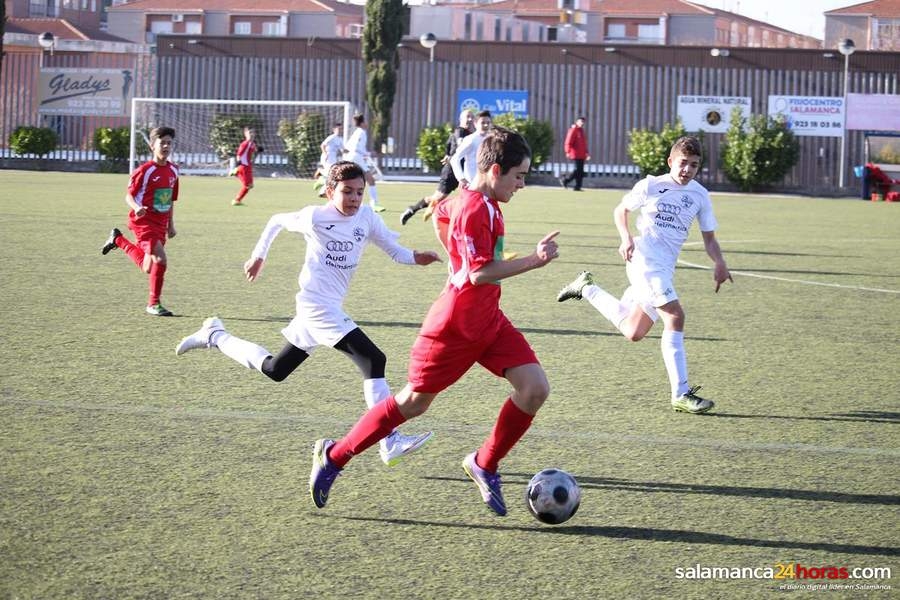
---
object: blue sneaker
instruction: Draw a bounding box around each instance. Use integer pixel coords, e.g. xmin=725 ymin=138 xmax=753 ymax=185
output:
xmin=309 ymin=439 xmax=342 ymax=508
xmin=462 ymin=451 xmax=507 ymax=516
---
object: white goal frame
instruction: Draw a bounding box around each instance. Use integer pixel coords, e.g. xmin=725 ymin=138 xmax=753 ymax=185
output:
xmin=129 ymin=97 xmax=353 ymax=174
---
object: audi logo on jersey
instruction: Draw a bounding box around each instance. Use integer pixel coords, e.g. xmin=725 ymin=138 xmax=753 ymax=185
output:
xmin=326 ymin=240 xmax=354 ymax=252
xmin=657 ymin=202 xmax=682 ymax=216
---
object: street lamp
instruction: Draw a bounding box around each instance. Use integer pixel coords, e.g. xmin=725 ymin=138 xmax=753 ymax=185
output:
xmin=419 ymin=32 xmax=437 ymax=127
xmin=837 ymin=38 xmax=855 ymax=189
xmin=38 ymin=31 xmax=56 ymax=68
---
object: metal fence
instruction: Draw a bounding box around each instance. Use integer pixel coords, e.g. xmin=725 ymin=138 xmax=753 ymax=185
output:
xmin=0 ymin=41 xmax=154 ymax=160
xmin=3 ymin=36 xmax=899 ymax=193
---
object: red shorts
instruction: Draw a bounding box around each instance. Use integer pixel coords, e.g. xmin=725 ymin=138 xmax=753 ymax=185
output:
xmin=236 ymin=164 xmax=254 ymax=187
xmin=407 ymin=312 xmax=539 ymax=394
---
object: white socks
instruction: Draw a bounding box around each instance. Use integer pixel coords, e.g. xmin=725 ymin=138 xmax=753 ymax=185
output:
xmin=660 ymin=330 xmax=689 ymax=398
xmin=583 ymin=285 xmax=630 ymax=331
xmin=368 ymin=185 xmax=379 ymax=206
xmin=210 ymin=331 xmax=270 ymax=372
xmin=363 ymin=377 xmax=391 ymax=409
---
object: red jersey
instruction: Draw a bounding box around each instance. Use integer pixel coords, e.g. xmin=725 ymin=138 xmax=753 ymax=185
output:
xmin=127 ymin=160 xmax=179 ymax=239
xmin=236 ymin=139 xmax=257 ymax=166
xmin=564 ymin=125 xmax=588 ymax=160
xmin=419 ymin=187 xmax=507 ymax=342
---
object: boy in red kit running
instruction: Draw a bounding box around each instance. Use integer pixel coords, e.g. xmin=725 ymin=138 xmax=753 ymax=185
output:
xmin=101 ymin=126 xmax=179 ymax=317
xmin=232 ymin=126 xmax=260 ymax=206
xmin=309 ymin=127 xmax=561 ymax=516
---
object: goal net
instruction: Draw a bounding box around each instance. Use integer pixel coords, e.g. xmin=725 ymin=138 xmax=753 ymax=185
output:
xmin=129 ymin=98 xmax=353 ymax=178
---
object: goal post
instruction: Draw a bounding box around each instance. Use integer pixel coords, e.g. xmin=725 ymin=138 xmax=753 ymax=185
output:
xmin=129 ymin=98 xmax=353 ymax=178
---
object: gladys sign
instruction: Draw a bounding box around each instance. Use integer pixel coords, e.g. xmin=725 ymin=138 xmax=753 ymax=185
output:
xmin=39 ymin=68 xmax=134 ymax=117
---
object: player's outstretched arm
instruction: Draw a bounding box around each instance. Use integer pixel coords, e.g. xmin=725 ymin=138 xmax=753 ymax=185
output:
xmin=413 ymin=250 xmax=442 ymax=265
xmin=244 ymin=257 xmax=265 ymax=282
xmin=701 ymin=230 xmax=733 ymax=293
xmin=469 ymin=231 xmax=560 ymax=285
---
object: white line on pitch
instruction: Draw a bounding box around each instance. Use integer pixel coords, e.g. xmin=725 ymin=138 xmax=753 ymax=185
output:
xmin=677 ymin=259 xmax=900 ymax=294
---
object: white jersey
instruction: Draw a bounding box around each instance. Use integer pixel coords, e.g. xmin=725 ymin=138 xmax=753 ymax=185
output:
xmin=345 ymin=127 xmax=369 ymax=168
xmin=320 ymin=133 xmax=344 ymax=170
xmin=450 ymin=131 xmax=487 ymax=183
xmin=621 ymin=174 xmax=718 ymax=270
xmin=250 ymin=203 xmax=415 ymax=307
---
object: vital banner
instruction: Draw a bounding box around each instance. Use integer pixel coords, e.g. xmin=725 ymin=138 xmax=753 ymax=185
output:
xmin=457 ymin=89 xmax=529 ymax=118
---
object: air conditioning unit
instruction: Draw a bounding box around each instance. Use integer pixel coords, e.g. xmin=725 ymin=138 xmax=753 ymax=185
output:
xmin=172 ymin=14 xmax=184 ymax=23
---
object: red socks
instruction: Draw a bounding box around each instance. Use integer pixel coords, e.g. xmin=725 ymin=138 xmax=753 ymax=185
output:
xmin=328 ymin=396 xmax=407 ymax=468
xmin=235 ymin=187 xmax=250 ymax=202
xmin=148 ymin=261 xmax=166 ymax=306
xmin=476 ymin=398 xmax=534 ymax=473
xmin=116 ymin=235 xmax=145 ymax=267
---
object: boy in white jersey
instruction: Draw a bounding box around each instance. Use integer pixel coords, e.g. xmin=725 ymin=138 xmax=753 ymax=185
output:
xmin=449 ymin=110 xmax=493 ymax=191
xmin=345 ymin=114 xmax=384 ymax=212
xmin=175 ymin=161 xmax=441 ymax=464
xmin=557 ymin=136 xmax=732 ymax=414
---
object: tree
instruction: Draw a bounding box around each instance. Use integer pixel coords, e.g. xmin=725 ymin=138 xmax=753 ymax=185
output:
xmin=721 ymin=107 xmax=799 ymax=192
xmin=362 ymin=0 xmax=407 ymax=156
xmin=627 ymin=119 xmax=691 ymax=177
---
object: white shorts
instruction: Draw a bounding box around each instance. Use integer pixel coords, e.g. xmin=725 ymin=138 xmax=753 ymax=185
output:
xmin=625 ymin=258 xmax=678 ymax=323
xmin=281 ymin=301 xmax=357 ymax=353
xmin=347 ymin=153 xmax=370 ymax=173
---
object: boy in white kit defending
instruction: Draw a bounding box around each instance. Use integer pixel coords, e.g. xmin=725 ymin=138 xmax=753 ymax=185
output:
xmin=176 ymin=161 xmax=441 ymax=464
xmin=557 ymin=136 xmax=732 ymax=414
xmin=345 ymin=113 xmax=384 ymax=212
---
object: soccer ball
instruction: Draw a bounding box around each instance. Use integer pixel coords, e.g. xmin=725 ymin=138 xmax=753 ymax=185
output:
xmin=525 ymin=468 xmax=581 ymax=525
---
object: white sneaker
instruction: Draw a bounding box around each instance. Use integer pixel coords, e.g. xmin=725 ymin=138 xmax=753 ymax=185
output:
xmin=378 ymin=430 xmax=434 ymax=466
xmin=175 ymin=317 xmax=225 ymax=356
xmin=671 ymin=385 xmax=715 ymax=414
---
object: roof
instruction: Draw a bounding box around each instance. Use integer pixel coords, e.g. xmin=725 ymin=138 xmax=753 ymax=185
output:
xmin=6 ymin=17 xmax=132 ymax=42
xmin=599 ymin=0 xmax=713 ymax=16
xmin=825 ymin=0 xmax=900 ymax=17
xmin=107 ymin=0 xmax=362 ymax=14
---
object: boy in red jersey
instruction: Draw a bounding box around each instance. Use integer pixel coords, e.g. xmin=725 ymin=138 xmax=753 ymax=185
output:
xmin=101 ymin=126 xmax=179 ymax=316
xmin=232 ymin=126 xmax=259 ymax=206
xmin=309 ymin=127 xmax=561 ymax=516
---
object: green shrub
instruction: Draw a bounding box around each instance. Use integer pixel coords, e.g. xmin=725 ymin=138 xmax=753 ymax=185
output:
xmin=9 ymin=126 xmax=58 ymax=157
xmin=492 ymin=113 xmax=554 ymax=170
xmin=209 ymin=114 xmax=263 ymax=160
xmin=627 ymin=120 xmax=691 ymax=177
xmin=721 ymin=106 xmax=799 ymax=192
xmin=416 ymin=123 xmax=452 ymax=172
xmin=93 ymin=126 xmax=130 ymax=163
xmin=278 ymin=112 xmax=325 ymax=177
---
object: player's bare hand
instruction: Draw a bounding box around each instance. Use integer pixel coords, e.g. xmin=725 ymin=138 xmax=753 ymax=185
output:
xmin=618 ymin=238 xmax=634 ymax=262
xmin=168 ymin=227 xmax=176 ymax=239
xmin=244 ymin=257 xmax=265 ymax=282
xmin=713 ymin=263 xmax=733 ymax=293
xmin=535 ymin=230 xmax=560 ymax=264
xmin=134 ymin=206 xmax=147 ymax=218
xmin=414 ymin=250 xmax=442 ymax=265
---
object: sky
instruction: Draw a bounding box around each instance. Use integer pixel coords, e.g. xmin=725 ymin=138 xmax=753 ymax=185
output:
xmin=691 ymin=0 xmax=860 ymax=40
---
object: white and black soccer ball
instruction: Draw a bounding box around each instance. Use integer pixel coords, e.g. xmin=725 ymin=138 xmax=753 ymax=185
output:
xmin=525 ymin=468 xmax=581 ymax=525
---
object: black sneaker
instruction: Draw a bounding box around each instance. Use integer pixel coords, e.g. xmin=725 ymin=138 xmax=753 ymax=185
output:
xmin=401 ymin=206 xmax=417 ymax=225
xmin=101 ymin=227 xmax=122 ymax=255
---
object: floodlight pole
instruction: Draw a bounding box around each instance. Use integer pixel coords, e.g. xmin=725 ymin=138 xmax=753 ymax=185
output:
xmin=420 ymin=33 xmax=437 ymax=127
xmin=838 ymin=38 xmax=855 ymax=189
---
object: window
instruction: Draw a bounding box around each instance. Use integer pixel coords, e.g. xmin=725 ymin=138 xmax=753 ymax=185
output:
xmin=262 ymin=21 xmax=282 ymax=36
xmin=547 ymin=26 xmax=558 ymax=42
xmin=464 ymin=13 xmax=472 ymax=39
xmin=522 ymin=23 xmax=529 ymax=42
xmin=185 ymin=21 xmax=201 ymax=35
xmin=150 ymin=20 xmax=173 ymax=34
xmin=637 ymin=23 xmax=659 ymax=42
xmin=234 ymin=21 xmax=251 ymax=35
xmin=494 ymin=17 xmax=501 ymax=41
xmin=607 ymin=23 xmax=625 ymax=39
